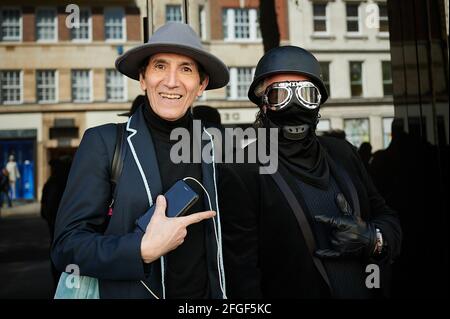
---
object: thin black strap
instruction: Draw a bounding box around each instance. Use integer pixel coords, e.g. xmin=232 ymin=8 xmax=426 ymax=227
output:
xmin=266 ymin=168 xmax=333 ymax=292
xmin=111 ymin=123 xmax=126 ymax=198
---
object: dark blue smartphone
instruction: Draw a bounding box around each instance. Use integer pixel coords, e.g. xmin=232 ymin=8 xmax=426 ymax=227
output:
xmin=136 ymin=180 xmax=199 ymax=232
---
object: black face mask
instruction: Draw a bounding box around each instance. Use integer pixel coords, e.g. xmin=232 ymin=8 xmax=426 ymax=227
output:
xmin=265 ymin=100 xmax=320 ymax=140
xmin=263 ymin=100 xmax=329 ymax=188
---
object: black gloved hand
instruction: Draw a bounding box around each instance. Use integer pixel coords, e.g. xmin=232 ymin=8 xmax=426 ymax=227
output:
xmin=314 ymin=214 xmax=377 ymax=259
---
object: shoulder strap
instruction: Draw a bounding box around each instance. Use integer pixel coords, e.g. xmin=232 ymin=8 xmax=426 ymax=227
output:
xmin=111 ymin=123 xmax=126 ymax=199
xmin=264 ymin=168 xmax=333 ymax=293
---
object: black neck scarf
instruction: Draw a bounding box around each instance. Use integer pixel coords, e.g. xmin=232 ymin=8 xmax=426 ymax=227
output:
xmin=265 ymin=106 xmax=330 ymax=189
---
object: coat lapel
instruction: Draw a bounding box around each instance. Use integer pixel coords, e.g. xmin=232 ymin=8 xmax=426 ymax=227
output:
xmin=126 ymin=105 xmax=163 ymax=209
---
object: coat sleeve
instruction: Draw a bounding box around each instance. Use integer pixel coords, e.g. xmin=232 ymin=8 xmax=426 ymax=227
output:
xmin=51 ymin=126 xmax=146 ymax=281
xmin=350 ymin=143 xmax=402 ymax=264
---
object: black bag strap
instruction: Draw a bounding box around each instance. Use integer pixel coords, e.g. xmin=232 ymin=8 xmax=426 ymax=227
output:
xmin=110 ymin=123 xmax=126 ymax=202
xmin=264 ymin=168 xmax=333 ymax=293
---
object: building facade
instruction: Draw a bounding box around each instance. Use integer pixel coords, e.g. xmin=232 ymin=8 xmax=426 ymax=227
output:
xmin=0 ymin=0 xmax=393 ymax=200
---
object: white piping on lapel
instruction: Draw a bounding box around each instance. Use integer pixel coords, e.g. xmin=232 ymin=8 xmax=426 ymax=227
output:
xmin=203 ymin=127 xmax=227 ymax=298
xmin=126 ymin=115 xmax=165 ymax=299
xmin=126 ymin=115 xmax=154 ymax=207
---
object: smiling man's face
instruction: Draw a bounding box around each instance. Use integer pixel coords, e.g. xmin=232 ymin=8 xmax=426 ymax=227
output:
xmin=139 ymin=53 xmax=209 ymax=121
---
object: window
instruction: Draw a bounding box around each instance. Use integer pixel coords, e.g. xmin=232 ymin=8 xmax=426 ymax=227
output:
xmin=199 ymin=5 xmax=206 ymax=40
xmin=378 ymin=3 xmax=389 ymax=33
xmin=106 ymin=69 xmax=125 ymax=102
xmin=319 ymin=62 xmax=330 ymax=97
xmin=382 ymin=61 xmax=392 ymax=96
xmin=166 ymin=5 xmax=182 ymax=23
xmin=227 ymin=67 xmax=254 ymax=99
xmin=71 ymin=8 xmax=91 ymax=41
xmin=382 ymin=117 xmax=394 ymax=148
xmin=71 ymin=70 xmax=91 ymax=102
xmin=346 ymin=3 xmax=360 ymax=33
xmin=313 ymin=3 xmax=327 ymax=33
xmin=36 ymin=8 xmax=57 ymax=41
xmin=0 ymin=8 xmax=21 ymax=41
xmin=344 ymin=118 xmax=370 ymax=147
xmin=36 ymin=70 xmax=57 ymax=103
xmin=222 ymin=8 xmax=260 ymax=41
xmin=0 ymin=70 xmax=22 ymax=104
xmin=349 ymin=61 xmax=363 ymax=97
xmin=104 ymin=8 xmax=125 ymax=41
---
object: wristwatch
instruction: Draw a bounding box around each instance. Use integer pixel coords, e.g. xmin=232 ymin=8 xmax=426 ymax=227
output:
xmin=374 ymin=228 xmax=384 ymax=255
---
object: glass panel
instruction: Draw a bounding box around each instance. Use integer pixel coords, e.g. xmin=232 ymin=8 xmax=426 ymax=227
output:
xmin=344 ymin=118 xmax=370 ymax=147
xmin=36 ymin=8 xmax=56 ymax=40
xmin=106 ymin=69 xmax=125 ymax=101
xmin=350 ymin=62 xmax=362 ymax=97
xmin=72 ymin=8 xmax=90 ymax=40
xmin=165 ymin=5 xmax=182 ymax=23
xmin=237 ymin=67 xmax=252 ymax=98
xmin=234 ymin=9 xmax=250 ymax=39
xmin=0 ymin=70 xmax=21 ymax=103
xmin=105 ymin=8 xmax=124 ymax=40
xmin=1 ymin=9 xmax=21 ymax=41
xmin=382 ymin=61 xmax=392 ymax=96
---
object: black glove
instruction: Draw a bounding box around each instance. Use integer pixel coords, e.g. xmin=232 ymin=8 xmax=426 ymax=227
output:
xmin=314 ymin=214 xmax=377 ymax=259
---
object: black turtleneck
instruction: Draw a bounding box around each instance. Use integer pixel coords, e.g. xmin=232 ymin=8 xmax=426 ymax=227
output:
xmin=142 ymin=101 xmax=210 ymax=299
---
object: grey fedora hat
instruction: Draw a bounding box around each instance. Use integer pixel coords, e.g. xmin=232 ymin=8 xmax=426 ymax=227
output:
xmin=115 ymin=22 xmax=229 ymax=90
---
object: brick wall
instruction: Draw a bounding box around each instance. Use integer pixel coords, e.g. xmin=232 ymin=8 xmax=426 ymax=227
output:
xmin=22 ymin=7 xmax=35 ymax=42
xmin=126 ymin=7 xmax=141 ymax=42
xmin=92 ymin=7 xmax=104 ymax=41
xmin=58 ymin=6 xmax=70 ymax=41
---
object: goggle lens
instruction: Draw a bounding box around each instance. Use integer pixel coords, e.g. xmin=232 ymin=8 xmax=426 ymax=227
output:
xmin=263 ymin=81 xmax=321 ymax=111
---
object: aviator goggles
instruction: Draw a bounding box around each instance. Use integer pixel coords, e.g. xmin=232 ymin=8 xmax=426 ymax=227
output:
xmin=262 ymin=81 xmax=322 ymax=111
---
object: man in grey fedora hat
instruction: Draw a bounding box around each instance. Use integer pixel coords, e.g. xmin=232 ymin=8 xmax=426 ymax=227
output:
xmin=52 ymin=22 xmax=230 ymax=299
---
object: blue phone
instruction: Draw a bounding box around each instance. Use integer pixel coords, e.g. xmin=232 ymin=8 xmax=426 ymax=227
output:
xmin=136 ymin=180 xmax=199 ymax=232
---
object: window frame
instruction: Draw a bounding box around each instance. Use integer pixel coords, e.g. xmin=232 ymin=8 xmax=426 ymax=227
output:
xmin=0 ymin=70 xmax=23 ymax=105
xmin=0 ymin=7 xmax=22 ymax=42
xmin=104 ymin=7 xmax=126 ymax=42
xmin=343 ymin=117 xmax=370 ymax=148
xmin=105 ymin=69 xmax=127 ymax=102
xmin=223 ymin=8 xmax=261 ymax=42
xmin=345 ymin=2 xmax=361 ymax=35
xmin=35 ymin=7 xmax=58 ymax=43
xmin=71 ymin=69 xmax=93 ymax=103
xmin=36 ymin=69 xmax=58 ymax=104
xmin=165 ymin=4 xmax=183 ymax=23
xmin=378 ymin=3 xmax=389 ymax=35
xmin=349 ymin=61 xmax=363 ymax=97
xmin=226 ymin=67 xmax=255 ymax=100
xmin=312 ymin=2 xmax=329 ymax=34
xmin=71 ymin=7 xmax=92 ymax=42
xmin=381 ymin=60 xmax=393 ymax=96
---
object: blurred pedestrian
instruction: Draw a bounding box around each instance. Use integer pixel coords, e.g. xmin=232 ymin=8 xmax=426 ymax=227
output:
xmin=6 ymin=155 xmax=20 ymax=200
xmin=0 ymin=168 xmax=12 ymax=209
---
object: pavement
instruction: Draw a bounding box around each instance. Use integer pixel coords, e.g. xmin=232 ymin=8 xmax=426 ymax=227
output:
xmin=0 ymin=201 xmax=55 ymax=299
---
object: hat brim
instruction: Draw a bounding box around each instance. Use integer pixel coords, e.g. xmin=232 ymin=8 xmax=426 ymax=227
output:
xmin=115 ymin=43 xmax=229 ymax=90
